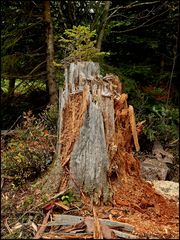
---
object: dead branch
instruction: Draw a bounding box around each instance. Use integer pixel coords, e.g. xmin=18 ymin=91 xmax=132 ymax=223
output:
xmin=34 ymin=210 xmax=51 ymax=239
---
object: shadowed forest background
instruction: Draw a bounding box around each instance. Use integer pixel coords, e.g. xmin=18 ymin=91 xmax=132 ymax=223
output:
xmin=1 ymin=0 xmax=179 ymax=142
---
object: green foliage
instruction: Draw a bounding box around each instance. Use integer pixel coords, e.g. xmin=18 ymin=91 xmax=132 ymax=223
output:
xmin=2 ymin=111 xmax=55 ymax=185
xmin=58 ymin=25 xmax=109 ymax=65
xmin=143 ymin=105 xmax=179 ymax=142
xmin=60 ymin=192 xmax=75 ymax=205
xmin=1 ymin=0 xmax=46 ymax=82
xmin=1 ymin=79 xmax=46 ymax=94
xmin=39 ymin=104 xmax=58 ymax=133
xmin=119 ymin=65 xmax=156 ymax=85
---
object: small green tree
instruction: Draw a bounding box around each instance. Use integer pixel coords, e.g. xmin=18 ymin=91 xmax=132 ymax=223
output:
xmin=55 ymin=25 xmax=109 ymax=66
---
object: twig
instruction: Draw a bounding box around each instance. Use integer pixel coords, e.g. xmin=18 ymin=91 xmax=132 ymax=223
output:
xmin=1 ymin=178 xmax=4 ymax=189
xmin=6 ymin=115 xmax=22 ymax=133
xmin=9 ymin=201 xmax=46 ymax=227
xmin=26 ymin=61 xmax=46 ymax=76
xmin=109 ymin=1 xmax=160 ymax=13
xmin=4 ymin=218 xmax=12 ymax=234
xmin=112 ymin=9 xmax=169 ymax=33
xmin=34 ymin=210 xmax=52 ymax=239
xmin=169 ymin=138 xmax=179 ymax=145
xmin=166 ymin=50 xmax=177 ymax=106
xmin=47 ymin=190 xmax=67 ymax=202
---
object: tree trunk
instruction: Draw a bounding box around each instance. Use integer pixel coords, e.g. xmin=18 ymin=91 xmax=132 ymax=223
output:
xmin=96 ymin=1 xmax=111 ymax=51
xmin=43 ymin=0 xmax=58 ymax=105
xmin=43 ymin=62 xmax=141 ymax=205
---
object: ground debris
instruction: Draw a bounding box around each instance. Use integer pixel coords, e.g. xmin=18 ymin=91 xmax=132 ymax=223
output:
xmin=43 ymin=213 xmax=138 ymax=239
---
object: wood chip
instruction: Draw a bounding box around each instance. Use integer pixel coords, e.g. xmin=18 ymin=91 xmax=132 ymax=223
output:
xmin=129 ymin=105 xmax=140 ymax=152
xmin=93 ymin=207 xmax=103 ymax=239
xmin=59 ymin=221 xmax=86 ymax=233
xmin=54 ymin=201 xmax=70 ymax=211
xmin=112 ymin=229 xmax=138 ymax=239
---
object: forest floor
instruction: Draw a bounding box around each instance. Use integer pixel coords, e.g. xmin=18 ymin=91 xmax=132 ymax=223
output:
xmin=1 ymin=152 xmax=179 ymax=239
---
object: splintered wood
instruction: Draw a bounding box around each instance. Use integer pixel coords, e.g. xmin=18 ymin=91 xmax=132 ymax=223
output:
xmin=42 ymin=62 xmax=178 ymax=239
xmin=56 ymin=61 xmax=142 ymax=204
xmin=43 ymin=214 xmax=137 ymax=239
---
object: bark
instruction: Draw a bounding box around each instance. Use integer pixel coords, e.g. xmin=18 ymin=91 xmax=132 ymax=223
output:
xmin=96 ymin=1 xmax=111 ymax=51
xmin=43 ymin=0 xmax=58 ymax=105
xmin=43 ymin=62 xmax=141 ymax=205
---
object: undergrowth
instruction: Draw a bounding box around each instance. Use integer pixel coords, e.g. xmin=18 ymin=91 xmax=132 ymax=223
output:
xmin=2 ymin=109 xmax=57 ymax=186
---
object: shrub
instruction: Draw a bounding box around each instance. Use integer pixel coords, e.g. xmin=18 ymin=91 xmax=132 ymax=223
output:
xmin=2 ymin=111 xmax=56 ymax=185
xmin=143 ymin=105 xmax=179 ymax=143
xmin=39 ymin=104 xmax=58 ymax=134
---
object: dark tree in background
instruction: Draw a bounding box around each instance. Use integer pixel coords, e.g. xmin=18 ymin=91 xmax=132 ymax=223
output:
xmin=43 ymin=0 xmax=58 ymax=104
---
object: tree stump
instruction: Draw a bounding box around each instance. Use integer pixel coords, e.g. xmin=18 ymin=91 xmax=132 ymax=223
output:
xmin=43 ymin=62 xmax=141 ymax=205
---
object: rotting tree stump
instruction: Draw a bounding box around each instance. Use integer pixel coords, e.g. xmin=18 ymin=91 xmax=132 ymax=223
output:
xmin=43 ymin=62 xmax=141 ymax=204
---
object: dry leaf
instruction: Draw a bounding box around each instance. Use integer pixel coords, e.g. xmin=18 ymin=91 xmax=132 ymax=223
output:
xmin=43 ymin=201 xmax=55 ymax=211
xmin=109 ymin=214 xmax=113 ymax=221
xmin=12 ymin=222 xmax=22 ymax=231
xmin=31 ymin=222 xmax=38 ymax=232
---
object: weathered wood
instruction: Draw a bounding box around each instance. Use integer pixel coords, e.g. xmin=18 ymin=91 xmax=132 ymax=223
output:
xmin=129 ymin=105 xmax=140 ymax=152
xmin=42 ymin=233 xmax=93 ymax=239
xmin=58 ymin=62 xmax=114 ymax=202
xmin=47 ymin=214 xmax=134 ymax=233
xmin=70 ymin=100 xmax=110 ymax=203
xmin=112 ymin=229 xmax=138 ymax=239
xmin=43 ymin=61 xmax=141 ymax=202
